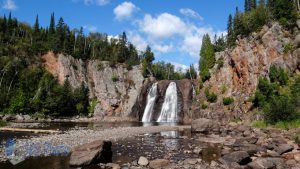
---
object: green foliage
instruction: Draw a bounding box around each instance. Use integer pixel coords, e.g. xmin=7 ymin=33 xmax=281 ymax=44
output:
xmin=205 ymin=88 xmax=218 ymax=103
xmin=251 ymin=119 xmax=300 ymax=130
xmin=223 ymin=97 xmax=234 ymax=105
xmin=152 ymin=61 xmax=187 ymax=80
xmin=111 ymin=74 xmax=119 ymax=82
xmin=88 ymin=98 xmax=97 ymax=116
xmin=267 ymin=0 xmax=298 ymax=29
xmin=283 ymin=43 xmax=295 ymax=54
xmin=216 ymin=57 xmax=224 ymax=69
xmin=142 ymin=46 xmax=155 ymax=77
xmin=199 ymin=34 xmax=215 ymax=82
xmin=221 ymin=84 xmax=227 ymax=94
xmin=251 ymin=120 xmax=268 ymax=128
xmin=0 ymin=120 xmax=7 ymax=127
xmin=201 ymin=103 xmax=208 ymax=109
xmin=269 ymin=65 xmax=289 ymax=86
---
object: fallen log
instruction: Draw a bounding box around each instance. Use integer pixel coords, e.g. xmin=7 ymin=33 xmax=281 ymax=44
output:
xmin=0 ymin=127 xmax=61 ymax=134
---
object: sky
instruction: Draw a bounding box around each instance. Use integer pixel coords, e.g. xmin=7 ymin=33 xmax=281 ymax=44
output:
xmin=0 ymin=0 xmax=244 ymax=70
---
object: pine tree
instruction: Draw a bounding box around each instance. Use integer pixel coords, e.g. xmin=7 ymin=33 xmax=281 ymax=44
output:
xmin=34 ymin=15 xmax=40 ymax=33
xmin=227 ymin=14 xmax=235 ymax=47
xmin=245 ymin=0 xmax=250 ymax=11
xmin=250 ymin=0 xmax=257 ymax=10
xmin=199 ymin=34 xmax=215 ymax=81
xmin=49 ymin=13 xmax=55 ymax=34
xmin=142 ymin=46 xmax=155 ymax=77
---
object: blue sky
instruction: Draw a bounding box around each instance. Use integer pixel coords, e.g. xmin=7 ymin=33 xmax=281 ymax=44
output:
xmin=0 ymin=0 xmax=244 ymax=70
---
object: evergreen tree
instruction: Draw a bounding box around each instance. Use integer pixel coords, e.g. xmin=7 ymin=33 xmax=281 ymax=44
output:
xmin=199 ymin=34 xmax=215 ymax=81
xmin=142 ymin=46 xmax=155 ymax=77
xmin=49 ymin=13 xmax=55 ymax=34
xmin=227 ymin=14 xmax=235 ymax=47
xmin=34 ymin=15 xmax=40 ymax=33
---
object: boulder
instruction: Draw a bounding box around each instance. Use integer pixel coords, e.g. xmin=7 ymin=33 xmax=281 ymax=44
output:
xmin=248 ymin=158 xmax=284 ymax=169
xmin=183 ymin=158 xmax=198 ymax=165
xmin=15 ymin=115 xmax=24 ymax=122
xmin=219 ymin=151 xmax=251 ymax=165
xmin=69 ymin=140 xmax=112 ymax=167
xmin=3 ymin=115 xmax=16 ymax=121
xmin=191 ymin=118 xmax=218 ymax=133
xmin=149 ymin=159 xmax=170 ymax=169
xmin=294 ymin=34 xmax=300 ymax=46
xmin=275 ymin=144 xmax=294 ymax=155
xmin=138 ymin=156 xmax=149 ymax=166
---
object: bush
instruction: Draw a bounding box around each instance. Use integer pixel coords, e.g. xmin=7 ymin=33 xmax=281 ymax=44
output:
xmin=216 ymin=57 xmax=224 ymax=69
xmin=223 ymin=97 xmax=234 ymax=105
xmin=205 ymin=88 xmax=217 ymax=103
xmin=269 ymin=65 xmax=289 ymax=86
xmin=88 ymin=98 xmax=97 ymax=117
xmin=283 ymin=43 xmax=295 ymax=54
xmin=111 ymin=74 xmax=119 ymax=82
xmin=0 ymin=120 xmax=7 ymax=127
xmin=201 ymin=103 xmax=208 ymax=109
xmin=221 ymin=84 xmax=227 ymax=94
xmin=201 ymin=69 xmax=211 ymax=82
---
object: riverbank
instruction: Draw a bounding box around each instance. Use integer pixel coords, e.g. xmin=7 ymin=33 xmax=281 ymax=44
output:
xmin=0 ymin=125 xmax=190 ymax=163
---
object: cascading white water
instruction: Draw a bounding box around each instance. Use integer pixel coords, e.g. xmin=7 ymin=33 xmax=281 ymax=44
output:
xmin=142 ymin=83 xmax=158 ymax=122
xmin=157 ymin=82 xmax=178 ymax=122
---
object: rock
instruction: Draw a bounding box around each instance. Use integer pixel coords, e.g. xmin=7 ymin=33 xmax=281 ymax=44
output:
xmin=294 ymin=153 xmax=300 ymax=162
xmin=3 ymin=115 xmax=16 ymax=121
xmin=69 ymin=140 xmax=112 ymax=167
xmin=219 ymin=151 xmax=251 ymax=165
xmin=275 ymin=144 xmax=294 ymax=155
xmin=183 ymin=158 xmax=198 ymax=165
xmin=297 ymin=20 xmax=300 ymax=29
xmin=149 ymin=159 xmax=170 ymax=169
xmin=248 ymin=158 xmax=275 ymax=169
xmin=15 ymin=115 xmax=24 ymax=122
xmin=106 ymin=163 xmax=121 ymax=169
xmin=138 ymin=156 xmax=149 ymax=166
xmin=191 ymin=118 xmax=218 ymax=133
xmin=23 ymin=115 xmax=31 ymax=121
xmin=193 ymin=147 xmax=202 ymax=155
xmin=295 ymin=34 xmax=300 ymax=46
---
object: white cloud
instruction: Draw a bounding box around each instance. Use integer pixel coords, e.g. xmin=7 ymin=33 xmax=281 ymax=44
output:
xmin=127 ymin=32 xmax=147 ymax=51
xmin=73 ymin=0 xmax=111 ymax=6
xmin=180 ymin=8 xmax=204 ymax=20
xmin=83 ymin=25 xmax=97 ymax=32
xmin=114 ymin=1 xmax=138 ymax=21
xmin=2 ymin=0 xmax=17 ymax=10
xmin=139 ymin=13 xmax=188 ymax=39
xmin=170 ymin=62 xmax=189 ymax=72
xmin=96 ymin=0 xmax=110 ymax=6
xmin=153 ymin=44 xmax=173 ymax=53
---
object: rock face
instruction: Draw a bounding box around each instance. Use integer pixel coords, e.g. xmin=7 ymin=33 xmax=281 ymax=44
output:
xmin=42 ymin=52 xmax=145 ymax=119
xmin=69 ymin=140 xmax=112 ymax=167
xmin=193 ymin=23 xmax=300 ymax=121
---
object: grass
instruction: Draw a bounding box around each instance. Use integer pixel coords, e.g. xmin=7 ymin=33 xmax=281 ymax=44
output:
xmin=0 ymin=120 xmax=7 ymax=127
xmin=251 ymin=119 xmax=300 ymax=130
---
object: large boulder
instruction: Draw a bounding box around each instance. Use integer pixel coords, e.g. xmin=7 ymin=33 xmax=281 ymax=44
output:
xmin=248 ymin=157 xmax=285 ymax=169
xmin=275 ymin=144 xmax=294 ymax=155
xmin=69 ymin=140 xmax=112 ymax=167
xmin=149 ymin=159 xmax=170 ymax=169
xmin=191 ymin=118 xmax=218 ymax=133
xmin=219 ymin=151 xmax=251 ymax=165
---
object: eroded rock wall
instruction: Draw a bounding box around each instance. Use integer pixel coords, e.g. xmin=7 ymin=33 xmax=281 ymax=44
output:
xmin=193 ymin=23 xmax=300 ymax=122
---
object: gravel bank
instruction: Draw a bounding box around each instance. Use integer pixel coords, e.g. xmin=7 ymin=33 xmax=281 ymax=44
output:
xmin=0 ymin=125 xmax=190 ymax=161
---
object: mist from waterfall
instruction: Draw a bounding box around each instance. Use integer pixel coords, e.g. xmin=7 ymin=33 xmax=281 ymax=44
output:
xmin=157 ymin=82 xmax=178 ymax=122
xmin=142 ymin=83 xmax=158 ymax=122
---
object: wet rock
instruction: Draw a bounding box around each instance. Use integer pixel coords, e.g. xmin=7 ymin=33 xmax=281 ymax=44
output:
xmin=69 ymin=140 xmax=112 ymax=167
xmin=138 ymin=156 xmax=149 ymax=166
xmin=219 ymin=151 xmax=251 ymax=165
xmin=191 ymin=118 xmax=218 ymax=133
xmin=275 ymin=144 xmax=294 ymax=155
xmin=149 ymin=159 xmax=170 ymax=169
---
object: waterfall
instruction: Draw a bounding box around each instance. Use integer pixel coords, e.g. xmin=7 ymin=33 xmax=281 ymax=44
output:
xmin=157 ymin=82 xmax=178 ymax=122
xmin=142 ymin=83 xmax=158 ymax=122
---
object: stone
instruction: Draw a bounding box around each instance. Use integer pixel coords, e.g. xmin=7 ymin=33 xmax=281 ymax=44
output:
xmin=294 ymin=153 xmax=300 ymax=162
xmin=297 ymin=20 xmax=300 ymax=29
xmin=295 ymin=34 xmax=300 ymax=46
xmin=191 ymin=118 xmax=218 ymax=133
xmin=138 ymin=156 xmax=149 ymax=166
xmin=275 ymin=144 xmax=294 ymax=155
xmin=248 ymin=158 xmax=275 ymax=169
xmin=183 ymin=158 xmax=198 ymax=165
xmin=219 ymin=151 xmax=251 ymax=165
xmin=149 ymin=159 xmax=170 ymax=169
xmin=69 ymin=140 xmax=112 ymax=167
xmin=2 ymin=115 xmax=16 ymax=121
xmin=106 ymin=163 xmax=121 ymax=169
xmin=15 ymin=115 xmax=24 ymax=122
xmin=23 ymin=115 xmax=31 ymax=121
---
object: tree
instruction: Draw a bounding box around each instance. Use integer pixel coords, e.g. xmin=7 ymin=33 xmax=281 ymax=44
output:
xmin=142 ymin=46 xmax=155 ymax=77
xmin=34 ymin=15 xmax=40 ymax=33
xmin=227 ymin=14 xmax=235 ymax=47
xmin=49 ymin=13 xmax=55 ymax=34
xmin=199 ymin=34 xmax=215 ymax=81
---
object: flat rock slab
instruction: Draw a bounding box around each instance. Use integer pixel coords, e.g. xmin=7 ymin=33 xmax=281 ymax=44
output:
xmin=275 ymin=144 xmax=294 ymax=155
xmin=69 ymin=140 xmax=112 ymax=167
xmin=219 ymin=151 xmax=251 ymax=165
xmin=149 ymin=159 xmax=170 ymax=169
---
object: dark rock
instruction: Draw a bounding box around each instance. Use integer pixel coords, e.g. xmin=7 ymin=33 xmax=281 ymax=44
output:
xmin=69 ymin=140 xmax=112 ymax=167
xmin=275 ymin=144 xmax=293 ymax=155
xmin=219 ymin=151 xmax=251 ymax=165
xmin=3 ymin=115 xmax=16 ymax=121
xmin=191 ymin=118 xmax=218 ymax=133
xmin=248 ymin=158 xmax=285 ymax=169
xmin=149 ymin=159 xmax=170 ymax=169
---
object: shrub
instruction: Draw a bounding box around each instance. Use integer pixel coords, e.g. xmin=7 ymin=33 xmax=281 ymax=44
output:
xmin=223 ymin=97 xmax=234 ymax=105
xmin=88 ymin=98 xmax=97 ymax=117
xmin=269 ymin=65 xmax=289 ymax=86
xmin=201 ymin=103 xmax=208 ymax=109
xmin=205 ymin=88 xmax=217 ymax=103
xmin=216 ymin=57 xmax=224 ymax=69
xmin=283 ymin=43 xmax=295 ymax=54
xmin=0 ymin=120 xmax=7 ymax=127
xmin=221 ymin=84 xmax=227 ymax=94
xmin=111 ymin=74 xmax=119 ymax=82
xmin=201 ymin=69 xmax=211 ymax=82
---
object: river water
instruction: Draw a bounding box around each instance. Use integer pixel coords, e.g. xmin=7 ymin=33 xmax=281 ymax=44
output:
xmin=0 ymin=122 xmax=221 ymax=169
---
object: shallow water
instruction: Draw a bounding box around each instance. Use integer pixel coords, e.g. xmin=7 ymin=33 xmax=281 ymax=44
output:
xmin=0 ymin=122 xmax=221 ymax=169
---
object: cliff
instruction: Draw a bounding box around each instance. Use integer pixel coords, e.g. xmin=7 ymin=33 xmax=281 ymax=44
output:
xmin=193 ymin=23 xmax=300 ymax=122
xmin=42 ymin=52 xmax=145 ymax=120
